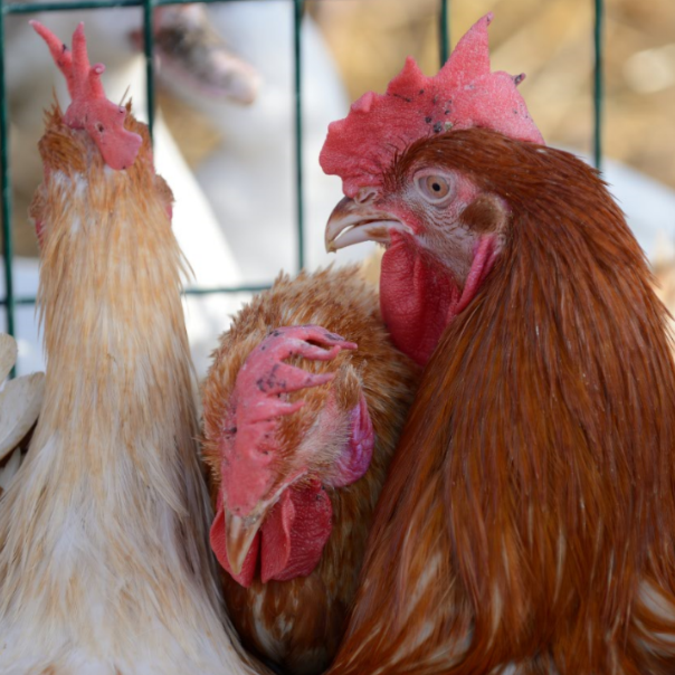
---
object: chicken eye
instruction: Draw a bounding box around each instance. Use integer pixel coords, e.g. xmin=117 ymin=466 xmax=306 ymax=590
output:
xmin=416 ymin=174 xmax=452 ymax=203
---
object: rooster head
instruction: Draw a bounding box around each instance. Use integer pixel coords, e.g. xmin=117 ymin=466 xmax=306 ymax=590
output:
xmin=31 ymin=21 xmax=142 ymax=171
xmin=29 ymin=22 xmax=173 ymax=249
xmin=204 ymin=320 xmax=374 ymax=587
xmin=321 ymin=14 xmax=543 ymax=365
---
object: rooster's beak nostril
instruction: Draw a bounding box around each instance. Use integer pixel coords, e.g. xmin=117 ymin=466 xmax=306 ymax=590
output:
xmin=355 ymin=188 xmax=378 ymax=205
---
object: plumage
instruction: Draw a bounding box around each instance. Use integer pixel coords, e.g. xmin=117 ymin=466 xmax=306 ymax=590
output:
xmin=0 ymin=24 xmax=264 ymax=675
xmin=316 ymin=14 xmax=675 ymax=673
xmin=325 ymin=122 xmax=675 ymax=675
xmin=202 ymin=266 xmax=419 ymax=674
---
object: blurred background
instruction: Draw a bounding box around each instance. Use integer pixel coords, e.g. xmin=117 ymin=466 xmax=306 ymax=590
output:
xmin=1 ymin=0 xmax=674 ymax=373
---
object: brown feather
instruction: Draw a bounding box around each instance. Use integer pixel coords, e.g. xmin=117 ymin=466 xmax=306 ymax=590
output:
xmin=202 ymin=266 xmax=420 ymax=674
xmin=329 ymin=129 xmax=675 ymax=674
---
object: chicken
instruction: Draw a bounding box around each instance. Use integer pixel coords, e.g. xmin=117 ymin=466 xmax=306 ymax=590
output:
xmin=0 ymin=23 xmax=264 ymax=674
xmin=202 ymin=267 xmax=419 ymax=675
xmin=319 ymin=13 xmax=675 ymax=674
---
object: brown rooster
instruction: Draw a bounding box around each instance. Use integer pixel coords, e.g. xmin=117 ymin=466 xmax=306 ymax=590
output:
xmin=0 ymin=23 xmax=264 ymax=675
xmin=319 ymin=13 xmax=675 ymax=675
xmin=202 ymin=266 xmax=419 ymax=674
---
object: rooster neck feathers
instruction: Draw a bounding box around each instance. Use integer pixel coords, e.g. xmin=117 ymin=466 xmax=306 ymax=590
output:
xmin=0 ymin=110 xmax=255 ymax=675
xmin=35 ymin=111 xmax=189 ymax=445
xmin=331 ymin=129 xmax=675 ymax=674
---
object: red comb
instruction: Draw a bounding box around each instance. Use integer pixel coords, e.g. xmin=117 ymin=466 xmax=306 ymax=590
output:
xmin=320 ymin=14 xmax=544 ymax=198
xmin=30 ymin=21 xmax=142 ymax=171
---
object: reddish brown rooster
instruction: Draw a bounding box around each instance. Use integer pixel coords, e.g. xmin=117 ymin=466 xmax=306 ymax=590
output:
xmin=201 ymin=267 xmax=418 ymax=674
xmin=320 ymin=14 xmax=675 ymax=675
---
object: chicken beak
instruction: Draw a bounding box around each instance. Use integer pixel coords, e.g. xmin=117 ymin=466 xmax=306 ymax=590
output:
xmin=135 ymin=6 xmax=260 ymax=106
xmin=224 ymin=509 xmax=264 ymax=576
xmin=325 ymin=197 xmax=412 ymax=253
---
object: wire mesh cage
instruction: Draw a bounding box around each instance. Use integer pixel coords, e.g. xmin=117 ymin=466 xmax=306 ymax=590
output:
xmin=0 ymin=0 xmax=607 ymax=375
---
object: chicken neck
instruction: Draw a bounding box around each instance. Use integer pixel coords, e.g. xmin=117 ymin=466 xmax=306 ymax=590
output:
xmin=330 ymin=132 xmax=675 ymax=674
xmin=0 ymin=120 xmax=254 ymax=674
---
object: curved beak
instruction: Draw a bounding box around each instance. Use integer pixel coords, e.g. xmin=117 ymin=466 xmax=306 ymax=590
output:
xmin=224 ymin=509 xmax=264 ymax=576
xmin=325 ymin=197 xmax=412 ymax=253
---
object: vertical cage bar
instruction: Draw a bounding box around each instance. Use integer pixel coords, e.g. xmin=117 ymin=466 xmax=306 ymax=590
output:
xmin=143 ymin=0 xmax=155 ymax=138
xmin=0 ymin=3 xmax=16 ymax=348
xmin=293 ymin=0 xmax=305 ymax=273
xmin=593 ymin=0 xmax=603 ymax=168
xmin=439 ymin=0 xmax=450 ymax=64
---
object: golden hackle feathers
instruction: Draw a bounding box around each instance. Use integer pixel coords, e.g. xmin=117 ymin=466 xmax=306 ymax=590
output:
xmin=0 ymin=105 xmax=263 ymax=674
xmin=202 ymin=266 xmax=420 ymax=674
xmin=329 ymin=129 xmax=675 ymax=675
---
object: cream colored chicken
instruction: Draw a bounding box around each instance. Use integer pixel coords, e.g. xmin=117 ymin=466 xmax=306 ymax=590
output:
xmin=0 ymin=23 xmax=267 ymax=675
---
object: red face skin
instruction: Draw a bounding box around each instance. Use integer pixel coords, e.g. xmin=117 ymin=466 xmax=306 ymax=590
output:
xmin=208 ymin=326 xmax=375 ymax=588
xmin=31 ymin=22 xmax=142 ymax=171
xmin=326 ymin=167 xmax=506 ymax=366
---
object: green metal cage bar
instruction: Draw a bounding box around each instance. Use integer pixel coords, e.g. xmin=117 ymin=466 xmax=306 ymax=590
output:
xmin=439 ymin=0 xmax=449 ymax=65
xmin=593 ymin=0 xmax=603 ymax=169
xmin=142 ymin=0 xmax=155 ymax=138
xmin=0 ymin=0 xmax=605 ymax=349
xmin=294 ymin=0 xmax=304 ymax=272
xmin=0 ymin=2 xmax=13 ymax=340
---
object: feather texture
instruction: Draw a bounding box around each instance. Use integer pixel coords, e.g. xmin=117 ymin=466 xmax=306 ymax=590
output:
xmin=328 ymin=129 xmax=675 ymax=674
xmin=0 ymin=106 xmax=263 ymax=675
xmin=202 ymin=266 xmax=419 ymax=674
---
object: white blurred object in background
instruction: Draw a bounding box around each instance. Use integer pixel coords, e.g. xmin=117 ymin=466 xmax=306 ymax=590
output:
xmin=172 ymin=1 xmax=372 ymax=282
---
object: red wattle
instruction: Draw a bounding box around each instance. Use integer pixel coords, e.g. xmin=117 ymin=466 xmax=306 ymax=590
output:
xmin=211 ymin=481 xmax=334 ymax=587
xmin=379 ymin=233 xmax=457 ymax=366
xmin=260 ymin=481 xmax=333 ymax=583
xmin=380 ymin=233 xmax=498 ymax=366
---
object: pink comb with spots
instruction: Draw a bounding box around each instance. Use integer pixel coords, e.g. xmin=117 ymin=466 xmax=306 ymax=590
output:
xmin=30 ymin=21 xmax=142 ymax=171
xmin=320 ymin=13 xmax=544 ymax=198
